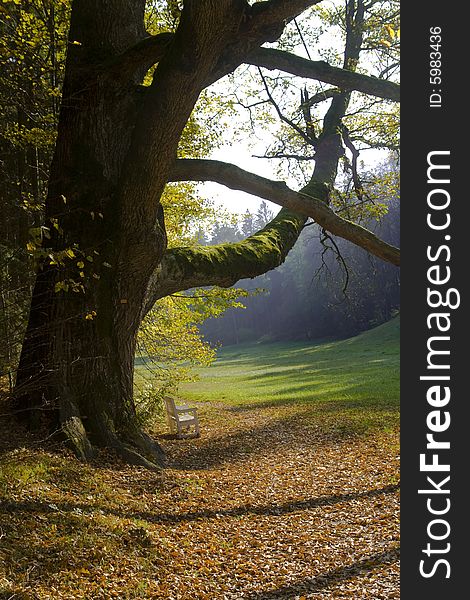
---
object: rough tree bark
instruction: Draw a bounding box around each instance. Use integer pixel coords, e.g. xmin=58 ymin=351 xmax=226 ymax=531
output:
xmin=14 ymin=0 xmax=400 ymax=468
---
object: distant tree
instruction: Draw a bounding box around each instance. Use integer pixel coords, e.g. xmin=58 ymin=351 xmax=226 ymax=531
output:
xmin=210 ymin=221 xmax=242 ymax=244
xmin=194 ymin=226 xmax=210 ymax=246
xmin=8 ymin=0 xmax=399 ymax=467
xmin=241 ymin=210 xmax=256 ymax=238
xmin=255 ymin=201 xmax=275 ymax=230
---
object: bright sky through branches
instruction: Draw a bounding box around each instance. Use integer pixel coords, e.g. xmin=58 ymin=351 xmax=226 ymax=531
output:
xmin=198 ymin=2 xmax=397 ymax=218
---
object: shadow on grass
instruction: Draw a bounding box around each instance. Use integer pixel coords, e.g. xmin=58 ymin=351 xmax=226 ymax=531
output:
xmin=210 ymin=336 xmax=398 ymax=373
xmin=184 ymin=325 xmax=399 ymax=414
xmin=242 ymin=547 xmax=400 ymax=599
xmin=183 ymin=360 xmax=399 ymax=420
xmin=221 ymin=367 xmax=399 ymax=402
xmin=224 ymin=393 xmax=398 ymax=412
xmin=0 ymin=482 xmax=399 ymax=534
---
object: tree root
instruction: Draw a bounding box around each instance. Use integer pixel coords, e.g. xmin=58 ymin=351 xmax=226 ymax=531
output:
xmin=60 ymin=409 xmax=166 ymax=469
xmin=112 ymin=441 xmax=165 ymax=470
xmin=59 ymin=394 xmax=96 ymax=460
xmin=14 ymin=382 xmax=167 ymax=469
xmin=115 ymin=426 xmax=167 ymax=470
xmin=61 ymin=415 xmax=97 ymax=461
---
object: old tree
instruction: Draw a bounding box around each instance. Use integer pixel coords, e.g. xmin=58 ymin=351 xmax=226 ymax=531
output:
xmin=13 ymin=0 xmax=400 ymax=468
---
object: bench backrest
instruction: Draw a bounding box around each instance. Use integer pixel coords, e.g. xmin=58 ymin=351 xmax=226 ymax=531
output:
xmin=164 ymin=396 xmax=177 ymax=418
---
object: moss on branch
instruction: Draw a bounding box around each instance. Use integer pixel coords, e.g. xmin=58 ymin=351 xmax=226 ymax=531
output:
xmin=146 ymin=209 xmax=306 ymax=306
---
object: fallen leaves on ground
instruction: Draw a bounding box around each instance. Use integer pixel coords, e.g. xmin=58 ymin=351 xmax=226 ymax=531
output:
xmin=0 ymin=401 xmax=399 ymax=599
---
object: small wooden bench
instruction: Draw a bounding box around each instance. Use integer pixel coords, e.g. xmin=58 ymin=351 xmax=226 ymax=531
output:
xmin=163 ymin=396 xmax=200 ymax=438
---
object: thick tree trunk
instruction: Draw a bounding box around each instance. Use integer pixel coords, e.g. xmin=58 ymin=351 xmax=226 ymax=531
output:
xmin=14 ymin=151 xmax=166 ymax=469
xmin=13 ymin=0 xmax=169 ymax=467
xmin=13 ymin=0 xmax=254 ymax=468
xmin=15 ymin=256 xmax=166 ymax=467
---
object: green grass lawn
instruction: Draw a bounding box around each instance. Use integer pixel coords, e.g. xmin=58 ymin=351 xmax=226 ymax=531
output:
xmin=180 ymin=316 xmax=400 ymax=436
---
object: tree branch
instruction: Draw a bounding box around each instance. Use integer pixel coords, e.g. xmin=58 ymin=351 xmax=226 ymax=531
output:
xmin=104 ymin=1 xmax=324 ymax=84
xmin=247 ymin=0 xmax=324 ymax=42
xmin=246 ymin=47 xmax=400 ymax=102
xmin=169 ymin=158 xmax=400 ymax=266
xmin=258 ymin=68 xmax=315 ymax=145
xmin=103 ymin=32 xmax=174 ymax=79
xmin=202 ymin=1 xmax=325 ymax=86
xmin=138 ymin=0 xmax=399 ymax=315
xmin=145 ymin=208 xmax=306 ymax=310
xmin=304 ymin=87 xmax=341 ymax=106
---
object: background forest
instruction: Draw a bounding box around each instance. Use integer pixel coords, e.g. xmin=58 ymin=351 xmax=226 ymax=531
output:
xmin=199 ymin=187 xmax=399 ymax=346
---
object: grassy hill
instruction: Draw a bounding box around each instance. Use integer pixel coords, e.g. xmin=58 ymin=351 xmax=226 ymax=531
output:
xmin=181 ymin=316 xmax=400 ymax=435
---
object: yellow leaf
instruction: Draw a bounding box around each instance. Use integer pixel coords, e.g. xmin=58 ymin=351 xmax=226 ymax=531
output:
xmin=55 ymin=281 xmax=69 ymax=293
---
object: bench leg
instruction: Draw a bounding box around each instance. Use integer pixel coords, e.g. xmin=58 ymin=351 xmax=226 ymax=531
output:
xmin=176 ymin=420 xmax=183 ymax=439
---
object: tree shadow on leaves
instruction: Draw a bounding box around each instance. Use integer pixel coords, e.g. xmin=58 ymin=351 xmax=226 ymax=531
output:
xmin=0 ymin=482 xmax=399 ymax=526
xmin=241 ymin=546 xmax=400 ymax=599
xmin=0 ymin=592 xmax=38 ymax=600
xmin=165 ymin=405 xmax=394 ymax=471
xmin=165 ymin=410 xmax=318 ymax=470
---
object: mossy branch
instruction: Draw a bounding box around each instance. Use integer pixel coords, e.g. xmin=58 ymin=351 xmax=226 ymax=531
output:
xmin=170 ymin=159 xmax=400 ymax=266
xmin=143 ymin=209 xmax=306 ymax=313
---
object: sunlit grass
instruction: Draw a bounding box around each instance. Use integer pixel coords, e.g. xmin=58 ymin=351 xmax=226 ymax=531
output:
xmin=180 ymin=316 xmax=400 ymax=435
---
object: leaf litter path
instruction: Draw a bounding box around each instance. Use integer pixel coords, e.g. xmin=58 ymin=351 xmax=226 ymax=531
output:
xmin=0 ymin=401 xmax=399 ymax=599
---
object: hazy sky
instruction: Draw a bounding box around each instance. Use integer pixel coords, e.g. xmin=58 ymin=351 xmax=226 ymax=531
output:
xmin=200 ymin=141 xmax=279 ymax=217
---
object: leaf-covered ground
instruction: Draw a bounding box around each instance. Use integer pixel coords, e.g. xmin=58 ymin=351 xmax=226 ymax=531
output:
xmin=0 ymin=320 xmax=399 ymax=599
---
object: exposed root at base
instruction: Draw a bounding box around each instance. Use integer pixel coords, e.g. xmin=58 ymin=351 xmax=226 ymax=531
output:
xmin=62 ymin=416 xmax=166 ymax=470
xmin=62 ymin=415 xmax=96 ymax=461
